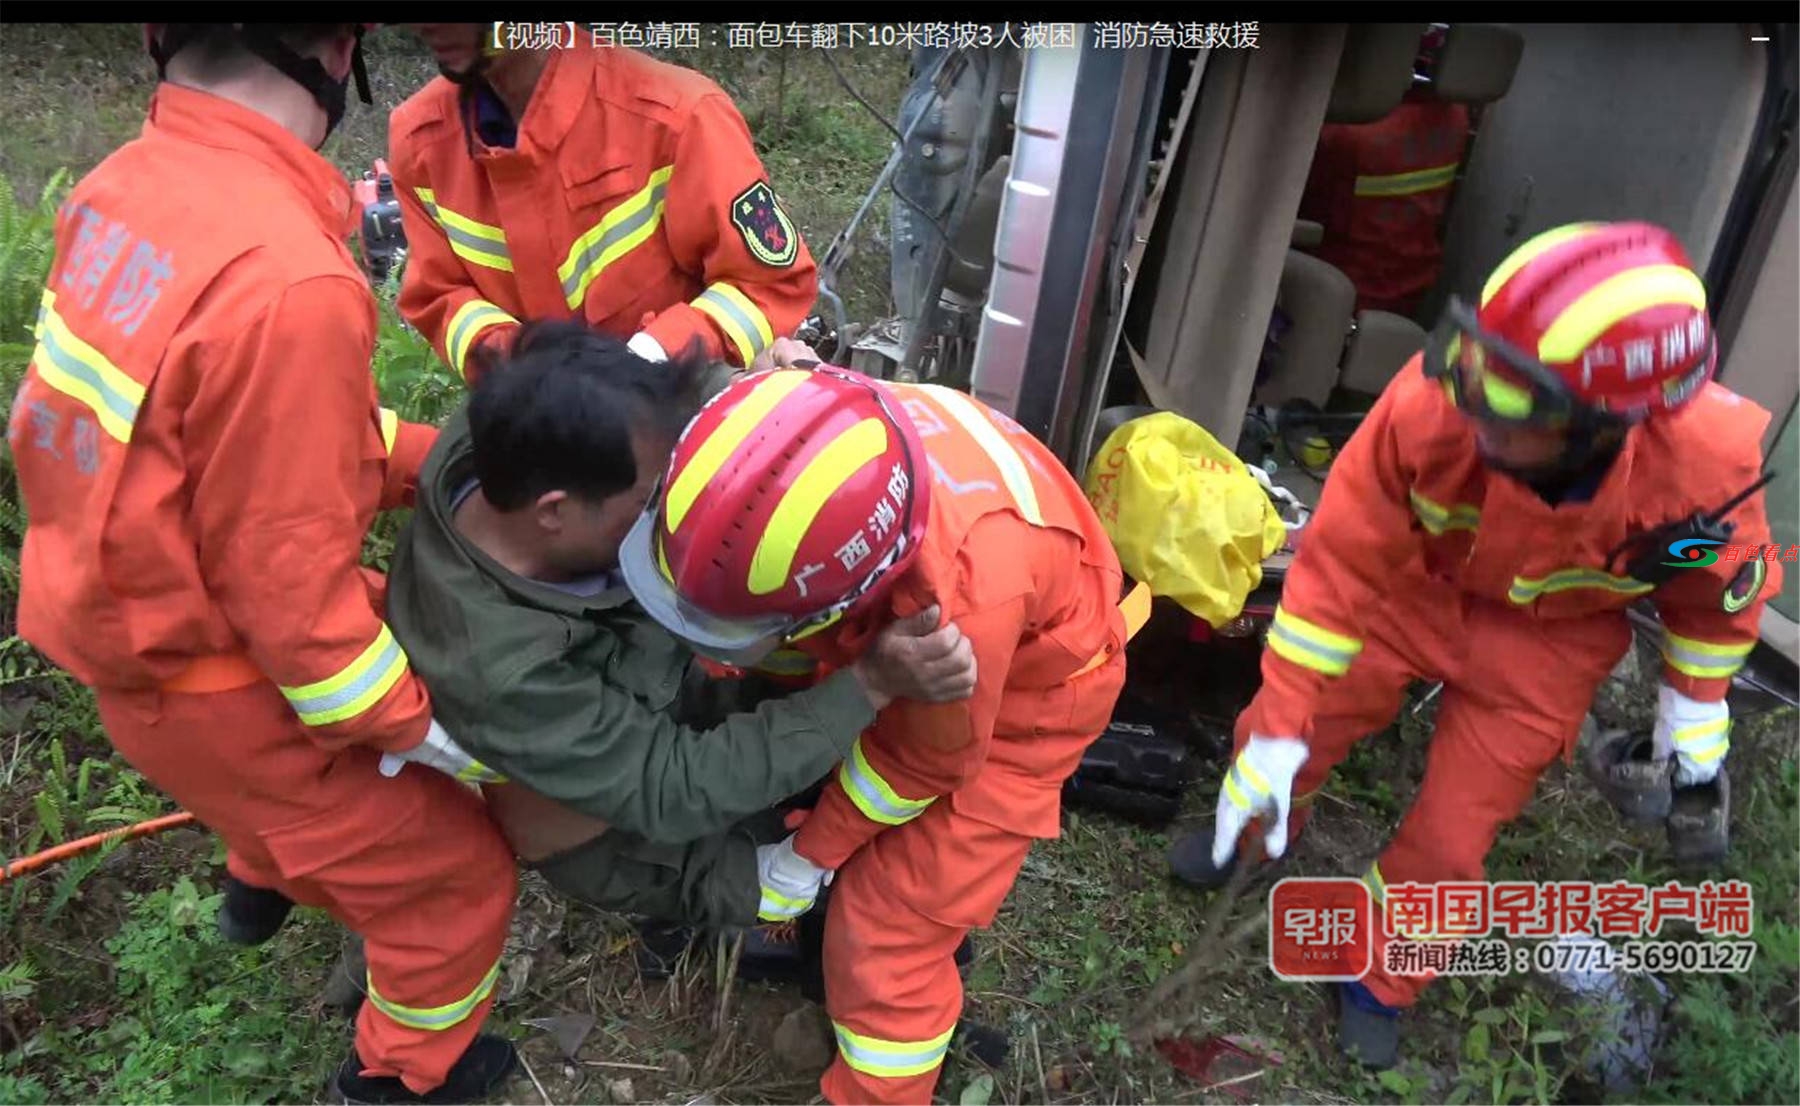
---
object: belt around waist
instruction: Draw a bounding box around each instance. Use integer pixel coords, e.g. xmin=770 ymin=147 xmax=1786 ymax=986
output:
xmin=1073 ymin=580 xmax=1153 ymax=677
xmin=159 ymin=653 xmax=265 ymax=694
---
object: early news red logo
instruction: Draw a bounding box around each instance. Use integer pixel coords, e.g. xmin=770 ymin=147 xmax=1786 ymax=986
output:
xmin=1269 ymin=877 xmax=1372 ymax=981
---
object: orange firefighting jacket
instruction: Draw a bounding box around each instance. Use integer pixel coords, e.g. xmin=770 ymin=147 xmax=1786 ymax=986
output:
xmin=11 ymin=84 xmax=436 ymax=754
xmin=1247 ymin=354 xmax=1782 ymax=741
xmin=1301 ymin=94 xmax=1470 ymax=317
xmin=388 ymin=44 xmax=818 ymax=384
xmin=790 ymin=384 xmax=1130 ymax=870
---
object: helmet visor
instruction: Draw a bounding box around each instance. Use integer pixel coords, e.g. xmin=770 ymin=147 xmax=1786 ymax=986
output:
xmin=619 ymin=504 xmax=795 ymax=665
xmin=1424 ymin=297 xmax=1598 ymax=428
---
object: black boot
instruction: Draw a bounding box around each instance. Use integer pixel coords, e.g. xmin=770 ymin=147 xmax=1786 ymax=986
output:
xmin=332 ymin=1033 xmax=518 ymax=1105
xmin=955 ymin=932 xmax=976 ymax=979
xmin=954 ymin=1020 xmax=1011 ymax=1069
xmin=1335 ymin=982 xmax=1400 ymax=1070
xmin=1166 ymin=832 xmax=1240 ymax=890
xmin=635 ymin=921 xmax=695 ymax=981
xmin=737 ymin=919 xmax=810 ymax=987
xmin=218 ymin=873 xmax=294 ymax=946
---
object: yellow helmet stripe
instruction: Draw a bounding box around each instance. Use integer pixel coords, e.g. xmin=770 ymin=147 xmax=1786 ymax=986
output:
xmin=665 ymin=370 xmax=812 ymax=532
xmin=1536 ymin=264 xmax=1707 ymax=363
xmin=1480 ymin=223 xmax=1608 ymax=308
xmin=747 ymin=418 xmax=890 ymax=595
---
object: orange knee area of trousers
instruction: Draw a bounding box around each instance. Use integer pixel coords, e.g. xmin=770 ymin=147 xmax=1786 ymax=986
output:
xmin=1236 ymin=598 xmax=1626 ymax=1006
xmin=818 ymin=802 xmax=1035 ymax=1105
xmin=94 ymin=683 xmax=516 ymax=1093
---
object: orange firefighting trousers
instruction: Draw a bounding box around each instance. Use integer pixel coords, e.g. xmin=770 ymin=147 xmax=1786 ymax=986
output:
xmin=95 ymin=678 xmax=516 ymax=1094
xmin=1234 ymin=580 xmax=1632 ymax=1007
xmin=819 ymin=799 xmax=1033 ymax=1106
xmin=818 ymin=653 xmax=1129 ymax=1105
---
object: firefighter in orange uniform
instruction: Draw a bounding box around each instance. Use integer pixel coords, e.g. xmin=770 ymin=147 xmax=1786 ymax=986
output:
xmin=1300 ymin=27 xmax=1470 ymax=319
xmin=1167 ymin=222 xmax=1782 ymax=1069
xmin=11 ymin=25 xmax=519 ymax=1104
xmin=617 ymin=353 xmax=1149 ymax=1104
xmin=389 ymin=24 xmax=818 ymax=386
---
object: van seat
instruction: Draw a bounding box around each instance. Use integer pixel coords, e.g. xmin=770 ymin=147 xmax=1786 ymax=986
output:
xmin=1254 ymin=250 xmax=1357 ymax=408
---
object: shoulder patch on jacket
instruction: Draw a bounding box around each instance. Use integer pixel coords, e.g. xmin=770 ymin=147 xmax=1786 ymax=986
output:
xmin=730 ymin=180 xmax=798 ymax=268
xmin=1723 ymin=557 xmax=1766 ymax=614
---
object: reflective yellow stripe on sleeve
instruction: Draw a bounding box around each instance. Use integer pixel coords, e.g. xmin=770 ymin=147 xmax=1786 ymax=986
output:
xmin=1363 ymin=862 xmax=1450 ymax=941
xmin=445 ymin=299 xmax=518 ymax=380
xmin=838 ymin=736 xmax=936 ymax=827
xmin=1662 ymin=632 xmax=1756 ymax=681
xmin=278 ymin=624 xmax=410 ymax=727
xmin=1363 ymin=861 xmax=1386 ymax=903
xmin=365 ymin=959 xmax=501 ymax=1031
xmin=1408 ymin=489 xmax=1481 ymax=536
xmin=32 ymin=294 xmax=146 ymax=443
xmin=1267 ymin=606 xmax=1363 ymax=677
xmin=1508 ymin=569 xmax=1655 ymax=606
xmin=832 ymin=1022 xmax=956 ymax=1079
xmin=413 ymin=188 xmax=513 ymax=273
xmin=692 ymin=282 xmax=774 ymax=366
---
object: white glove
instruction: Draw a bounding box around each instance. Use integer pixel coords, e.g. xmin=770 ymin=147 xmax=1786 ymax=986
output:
xmin=626 ymin=331 xmax=669 ymax=363
xmin=1211 ymin=734 xmax=1311 ymax=867
xmin=1653 ymin=684 xmax=1730 ymax=786
xmin=755 ymin=833 xmax=833 ymax=922
xmin=378 ymin=719 xmax=508 ymax=784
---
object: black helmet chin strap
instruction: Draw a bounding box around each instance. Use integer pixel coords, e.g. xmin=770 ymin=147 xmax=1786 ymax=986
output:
xmin=149 ymin=24 xmax=372 ymax=141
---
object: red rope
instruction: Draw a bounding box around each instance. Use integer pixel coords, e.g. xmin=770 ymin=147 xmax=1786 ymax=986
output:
xmin=1 ymin=811 xmax=197 ymax=883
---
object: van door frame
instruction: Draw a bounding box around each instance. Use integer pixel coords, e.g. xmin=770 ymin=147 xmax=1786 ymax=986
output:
xmin=1707 ymin=23 xmax=1797 ymax=364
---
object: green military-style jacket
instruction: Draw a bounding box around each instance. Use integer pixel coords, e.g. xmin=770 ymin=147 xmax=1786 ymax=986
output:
xmin=384 ymin=410 xmax=874 ymax=844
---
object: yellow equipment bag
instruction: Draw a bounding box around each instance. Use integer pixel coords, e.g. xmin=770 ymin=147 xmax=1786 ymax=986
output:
xmin=1083 ymin=411 xmax=1290 ymax=627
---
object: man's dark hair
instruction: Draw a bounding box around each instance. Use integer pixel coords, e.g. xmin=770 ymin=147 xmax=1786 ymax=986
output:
xmin=467 ymin=321 xmax=712 ymax=512
xmin=156 ymin=24 xmax=352 ymax=83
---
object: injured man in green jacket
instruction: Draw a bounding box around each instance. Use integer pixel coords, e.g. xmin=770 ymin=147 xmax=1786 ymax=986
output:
xmin=382 ymin=322 xmax=977 ymax=963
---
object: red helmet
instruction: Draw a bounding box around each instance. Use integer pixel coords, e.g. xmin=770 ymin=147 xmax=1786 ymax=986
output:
xmin=1426 ymin=221 xmax=1716 ymax=427
xmin=619 ymin=365 xmax=931 ymax=666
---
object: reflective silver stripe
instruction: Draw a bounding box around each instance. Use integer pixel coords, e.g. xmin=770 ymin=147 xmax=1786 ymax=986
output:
xmin=832 ymin=1022 xmax=955 ymax=1078
xmin=1354 ymin=163 xmax=1459 ymax=197
xmin=558 ymin=168 xmax=673 ymax=308
xmin=758 ymin=886 xmax=810 ymax=921
xmin=414 ymin=188 xmax=512 ymax=272
xmin=365 ymin=960 xmax=501 ymax=1031
xmin=1508 ymin=570 xmax=1655 ymax=605
xmin=1408 ymin=489 xmax=1480 ymax=536
xmin=1661 ymin=633 xmax=1754 ymax=680
xmin=839 ymin=737 xmax=934 ymax=826
xmin=1266 ymin=607 xmax=1361 ymax=677
xmin=1671 ymin=718 xmax=1729 ymax=755
xmin=692 ymin=283 xmax=773 ymax=365
xmin=34 ymin=303 xmax=145 ymax=441
xmin=445 ymin=300 xmax=518 ymax=378
xmin=278 ymin=625 xmax=409 ymax=727
xmin=1220 ymin=761 xmax=1266 ymax=812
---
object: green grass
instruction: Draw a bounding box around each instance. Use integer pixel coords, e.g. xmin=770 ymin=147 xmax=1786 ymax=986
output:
xmin=3 ymin=24 xmax=1798 ymax=1106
